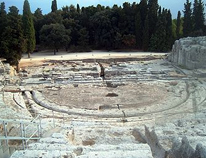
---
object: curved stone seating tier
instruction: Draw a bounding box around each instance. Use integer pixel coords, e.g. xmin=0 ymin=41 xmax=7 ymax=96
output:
xmin=30 ymin=80 xmax=204 ymax=121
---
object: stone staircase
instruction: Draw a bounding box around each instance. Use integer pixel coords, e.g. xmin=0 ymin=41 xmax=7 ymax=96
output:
xmin=11 ymin=132 xmax=153 ymax=158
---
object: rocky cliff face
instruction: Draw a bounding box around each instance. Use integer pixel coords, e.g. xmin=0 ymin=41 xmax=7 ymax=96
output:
xmin=168 ymin=36 xmax=206 ymax=69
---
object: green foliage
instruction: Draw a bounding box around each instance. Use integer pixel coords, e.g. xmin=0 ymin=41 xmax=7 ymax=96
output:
xmin=148 ymin=0 xmax=159 ymax=40
xmin=0 ymin=6 xmax=24 ymax=68
xmin=90 ymin=10 xmax=115 ymax=49
xmin=44 ymin=10 xmax=63 ymax=25
xmin=192 ymin=0 xmax=205 ymax=34
xmin=78 ymin=28 xmax=89 ymax=48
xmin=0 ymin=2 xmax=7 ymax=60
xmin=182 ymin=0 xmax=205 ymax=37
xmin=165 ymin=10 xmax=173 ymax=50
xmin=40 ymin=23 xmax=71 ymax=54
xmin=2 ymin=0 xmax=188 ymax=56
xmin=22 ymin=0 xmax=36 ymax=58
xmin=149 ymin=8 xmax=174 ymax=52
xmin=0 ymin=2 xmax=7 ymax=49
xmin=149 ymin=8 xmax=167 ymax=52
xmin=33 ymin=8 xmax=44 ymax=45
xmin=142 ymin=15 xmax=149 ymax=51
xmin=176 ymin=11 xmax=182 ymax=39
xmin=135 ymin=7 xmax=142 ymax=48
xmin=122 ymin=34 xmax=136 ymax=47
xmin=183 ymin=0 xmax=193 ymax=37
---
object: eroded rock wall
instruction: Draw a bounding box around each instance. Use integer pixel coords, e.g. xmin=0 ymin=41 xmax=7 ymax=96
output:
xmin=168 ymin=36 xmax=206 ymax=69
xmin=144 ymin=126 xmax=206 ymax=158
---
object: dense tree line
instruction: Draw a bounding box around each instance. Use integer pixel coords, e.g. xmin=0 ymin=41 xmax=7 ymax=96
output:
xmin=0 ymin=0 xmax=205 ymax=68
xmin=177 ymin=0 xmax=205 ymax=38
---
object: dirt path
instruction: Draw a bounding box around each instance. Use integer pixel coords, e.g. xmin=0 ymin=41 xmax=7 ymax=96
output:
xmin=19 ymin=51 xmax=167 ymax=68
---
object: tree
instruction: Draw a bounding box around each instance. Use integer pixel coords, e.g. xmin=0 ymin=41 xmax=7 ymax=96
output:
xmin=139 ymin=0 xmax=148 ymax=49
xmin=183 ymin=0 xmax=193 ymax=37
xmin=0 ymin=6 xmax=24 ymax=70
xmin=165 ymin=10 xmax=173 ymax=50
xmin=135 ymin=7 xmax=142 ymax=48
xmin=148 ymin=0 xmax=159 ymax=40
xmin=192 ymin=0 xmax=205 ymax=34
xmin=78 ymin=28 xmax=89 ymax=48
xmin=143 ymin=15 xmax=149 ymax=51
xmin=149 ymin=8 xmax=167 ymax=52
xmin=90 ymin=10 xmax=114 ymax=49
xmin=176 ymin=11 xmax=181 ymax=39
xmin=44 ymin=10 xmax=63 ymax=25
xmin=51 ymin=0 xmax=57 ymax=12
xmin=0 ymin=2 xmax=7 ymax=52
xmin=33 ymin=8 xmax=44 ymax=45
xmin=77 ymin=4 xmax=80 ymax=14
xmin=22 ymin=0 xmax=36 ymax=58
xmin=122 ymin=34 xmax=136 ymax=48
xmin=40 ymin=24 xmax=71 ymax=54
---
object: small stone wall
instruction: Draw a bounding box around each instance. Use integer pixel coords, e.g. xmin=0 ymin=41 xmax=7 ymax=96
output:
xmin=168 ymin=36 xmax=206 ymax=69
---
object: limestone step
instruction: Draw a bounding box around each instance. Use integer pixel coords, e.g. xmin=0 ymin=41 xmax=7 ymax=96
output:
xmin=11 ymin=149 xmax=74 ymax=158
xmin=11 ymin=132 xmax=154 ymax=158
xmin=12 ymin=143 xmax=153 ymax=158
xmin=77 ymin=150 xmax=153 ymax=158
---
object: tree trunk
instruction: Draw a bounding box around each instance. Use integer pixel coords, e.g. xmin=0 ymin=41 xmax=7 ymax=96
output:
xmin=28 ymin=52 xmax=31 ymax=58
xmin=16 ymin=63 xmax=19 ymax=73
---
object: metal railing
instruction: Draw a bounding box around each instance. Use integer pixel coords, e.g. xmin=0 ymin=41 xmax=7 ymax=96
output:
xmin=0 ymin=114 xmax=42 ymax=158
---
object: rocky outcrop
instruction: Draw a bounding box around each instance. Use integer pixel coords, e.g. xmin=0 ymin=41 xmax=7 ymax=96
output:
xmin=168 ymin=36 xmax=206 ymax=69
xmin=144 ymin=126 xmax=166 ymax=158
xmin=167 ymin=137 xmax=206 ymax=158
xmin=143 ymin=126 xmax=206 ymax=158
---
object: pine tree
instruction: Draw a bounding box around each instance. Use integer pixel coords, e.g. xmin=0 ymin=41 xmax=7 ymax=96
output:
xmin=143 ymin=15 xmax=149 ymax=51
xmin=149 ymin=8 xmax=167 ymax=52
xmin=77 ymin=4 xmax=80 ymax=14
xmin=165 ymin=10 xmax=173 ymax=50
xmin=135 ymin=6 xmax=142 ymax=48
xmin=176 ymin=11 xmax=181 ymax=39
xmin=183 ymin=0 xmax=193 ymax=37
xmin=0 ymin=2 xmax=7 ymax=56
xmin=193 ymin=0 xmax=205 ymax=33
xmin=51 ymin=0 xmax=57 ymax=12
xmin=0 ymin=2 xmax=7 ymax=35
xmin=22 ymin=0 xmax=36 ymax=58
xmin=148 ymin=0 xmax=159 ymax=40
xmin=34 ymin=8 xmax=44 ymax=45
xmin=139 ymin=0 xmax=148 ymax=49
xmin=1 ymin=6 xmax=24 ymax=70
xmin=139 ymin=0 xmax=148 ymax=25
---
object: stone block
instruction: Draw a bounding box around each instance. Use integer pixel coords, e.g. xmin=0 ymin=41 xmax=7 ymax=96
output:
xmin=169 ymin=36 xmax=206 ymax=69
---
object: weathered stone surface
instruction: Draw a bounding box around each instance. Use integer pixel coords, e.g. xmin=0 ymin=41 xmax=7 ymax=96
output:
xmin=167 ymin=137 xmax=206 ymax=158
xmin=168 ymin=36 xmax=206 ymax=69
xmin=193 ymin=143 xmax=206 ymax=158
xmin=167 ymin=137 xmax=195 ymax=158
xmin=132 ymin=128 xmax=147 ymax=143
xmin=144 ymin=126 xmax=166 ymax=158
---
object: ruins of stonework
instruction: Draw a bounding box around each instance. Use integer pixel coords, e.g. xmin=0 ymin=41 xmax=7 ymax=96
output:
xmin=0 ymin=50 xmax=206 ymax=158
xmin=169 ymin=36 xmax=206 ymax=70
